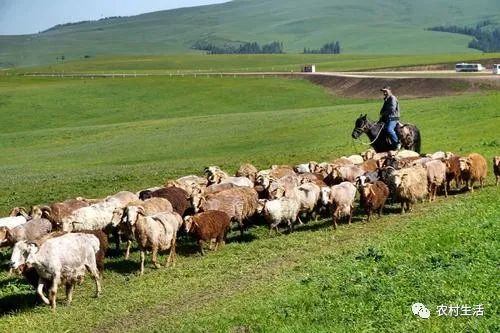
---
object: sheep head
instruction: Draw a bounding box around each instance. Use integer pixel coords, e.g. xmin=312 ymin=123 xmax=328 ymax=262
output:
xmin=320 ymin=186 xmax=331 ymax=206
xmin=110 ymin=207 xmax=125 ymax=227
xmin=183 ymin=215 xmax=194 ymax=233
xmin=9 ymin=207 xmax=28 ymax=218
xmin=458 ymin=158 xmax=470 ymax=172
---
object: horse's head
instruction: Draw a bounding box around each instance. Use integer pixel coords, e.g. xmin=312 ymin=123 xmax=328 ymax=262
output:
xmin=352 ymin=114 xmax=368 ymax=139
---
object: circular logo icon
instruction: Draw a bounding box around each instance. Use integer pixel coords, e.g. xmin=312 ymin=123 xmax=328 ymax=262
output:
xmin=412 ymin=303 xmax=430 ymax=319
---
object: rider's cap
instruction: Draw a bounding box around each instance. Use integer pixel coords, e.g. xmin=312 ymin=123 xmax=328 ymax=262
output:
xmin=380 ymin=86 xmax=391 ymax=92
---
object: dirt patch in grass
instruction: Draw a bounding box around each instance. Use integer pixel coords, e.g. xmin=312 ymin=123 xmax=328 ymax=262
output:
xmin=304 ymin=75 xmax=500 ymax=98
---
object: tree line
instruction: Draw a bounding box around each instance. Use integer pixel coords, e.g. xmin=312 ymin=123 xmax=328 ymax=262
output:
xmin=192 ymin=40 xmax=342 ymax=54
xmin=303 ymin=41 xmax=341 ymax=54
xmin=192 ymin=41 xmax=284 ymax=54
xmin=427 ymin=20 xmax=500 ymax=52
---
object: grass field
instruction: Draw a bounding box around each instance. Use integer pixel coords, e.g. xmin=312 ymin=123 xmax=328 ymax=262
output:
xmin=0 ymin=69 xmax=498 ymax=332
xmin=9 ymin=53 xmax=500 ymax=74
xmin=1 ymin=0 xmax=499 ymax=68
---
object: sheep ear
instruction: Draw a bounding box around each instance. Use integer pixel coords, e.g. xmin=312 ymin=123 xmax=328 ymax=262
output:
xmin=137 ymin=206 xmax=145 ymax=215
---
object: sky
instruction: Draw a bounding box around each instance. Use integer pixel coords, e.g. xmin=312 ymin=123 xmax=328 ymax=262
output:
xmin=0 ymin=0 xmax=229 ymax=35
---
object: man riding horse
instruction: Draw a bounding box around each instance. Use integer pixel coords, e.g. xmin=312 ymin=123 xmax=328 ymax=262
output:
xmin=379 ymin=86 xmax=401 ymax=150
xmin=351 ymin=86 xmax=421 ymax=153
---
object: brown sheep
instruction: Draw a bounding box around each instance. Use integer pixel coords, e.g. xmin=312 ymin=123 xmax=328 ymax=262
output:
xmin=184 ymin=210 xmax=231 ymax=255
xmin=361 ymin=159 xmax=378 ymax=173
xmin=34 ymin=198 xmax=90 ymax=230
xmin=494 ymin=156 xmax=500 ymax=186
xmin=459 ymin=153 xmax=488 ymax=192
xmin=445 ymin=154 xmax=462 ymax=191
xmin=139 ymin=187 xmax=193 ymax=216
xmin=358 ymin=181 xmax=389 ymax=222
xmin=199 ymin=187 xmax=258 ymax=238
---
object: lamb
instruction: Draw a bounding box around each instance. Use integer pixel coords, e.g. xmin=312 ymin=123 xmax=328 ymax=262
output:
xmin=139 ymin=187 xmax=193 ymax=216
xmin=10 ymin=232 xmax=101 ymax=310
xmin=459 ymin=153 xmax=488 ymax=192
xmin=426 ymin=159 xmax=448 ymax=201
xmin=320 ymin=182 xmax=357 ymax=229
xmin=494 ymin=156 xmax=500 ymax=186
xmin=199 ymin=187 xmax=258 ymax=238
xmin=357 ymin=180 xmax=389 ymax=222
xmin=390 ymin=167 xmax=428 ymax=213
xmin=123 ymin=206 xmax=182 ymax=275
xmin=184 ymin=210 xmax=231 ymax=255
xmin=259 ymin=196 xmax=301 ymax=234
xmin=236 ymin=163 xmax=258 ymax=183
xmin=0 ymin=218 xmax=52 ymax=247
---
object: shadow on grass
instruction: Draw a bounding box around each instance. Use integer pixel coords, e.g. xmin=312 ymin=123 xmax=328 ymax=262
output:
xmin=105 ymin=259 xmax=140 ymax=275
xmin=0 ymin=292 xmax=39 ymax=316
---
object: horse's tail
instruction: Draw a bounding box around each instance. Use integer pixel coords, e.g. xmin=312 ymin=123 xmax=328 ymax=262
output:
xmin=413 ymin=127 xmax=422 ymax=154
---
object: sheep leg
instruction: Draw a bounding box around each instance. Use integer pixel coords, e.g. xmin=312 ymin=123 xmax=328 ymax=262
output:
xmin=125 ymin=239 xmax=132 ymax=260
xmin=37 ymin=278 xmax=51 ymax=305
xmin=443 ymin=183 xmax=448 ymax=198
xmin=140 ymin=250 xmax=146 ymax=275
xmin=332 ymin=209 xmax=338 ymax=230
xmin=198 ymin=239 xmax=205 ymax=256
xmin=111 ymin=228 xmax=120 ymax=252
xmin=49 ymin=275 xmax=60 ymax=311
xmin=470 ymin=180 xmax=475 ymax=192
xmin=366 ymin=209 xmax=371 ymax=222
xmin=65 ymin=282 xmax=74 ymax=305
xmin=239 ymin=221 xmax=245 ymax=239
xmin=167 ymin=237 xmax=176 ymax=267
xmin=400 ymin=201 xmax=405 ymax=214
xmin=85 ymin=263 xmax=102 ymax=298
xmin=152 ymin=245 xmax=161 ymax=268
xmin=348 ymin=206 xmax=353 ymax=225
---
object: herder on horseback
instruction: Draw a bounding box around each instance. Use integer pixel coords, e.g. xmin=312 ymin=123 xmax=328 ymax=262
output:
xmin=351 ymin=86 xmax=421 ymax=153
xmin=379 ymin=86 xmax=401 ymax=150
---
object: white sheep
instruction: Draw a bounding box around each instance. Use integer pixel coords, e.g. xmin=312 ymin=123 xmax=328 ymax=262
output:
xmin=259 ymin=196 xmax=301 ymax=234
xmin=124 ymin=206 xmax=182 ymax=275
xmin=321 ymin=182 xmax=357 ymax=229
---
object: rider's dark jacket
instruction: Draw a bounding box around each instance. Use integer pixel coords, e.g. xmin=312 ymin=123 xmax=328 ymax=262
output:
xmin=379 ymin=95 xmax=400 ymax=122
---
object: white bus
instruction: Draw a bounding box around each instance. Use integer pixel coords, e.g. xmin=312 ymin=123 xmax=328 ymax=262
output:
xmin=455 ymin=63 xmax=485 ymax=72
xmin=493 ymin=64 xmax=500 ymax=74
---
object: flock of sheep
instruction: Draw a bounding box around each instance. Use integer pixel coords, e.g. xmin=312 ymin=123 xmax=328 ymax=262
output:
xmin=1 ymin=149 xmax=499 ymax=311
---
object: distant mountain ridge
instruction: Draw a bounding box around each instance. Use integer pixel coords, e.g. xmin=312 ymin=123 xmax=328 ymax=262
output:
xmin=1 ymin=0 xmax=499 ymax=68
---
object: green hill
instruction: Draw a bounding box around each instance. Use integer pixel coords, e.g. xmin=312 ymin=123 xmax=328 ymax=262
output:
xmin=1 ymin=0 xmax=499 ymax=67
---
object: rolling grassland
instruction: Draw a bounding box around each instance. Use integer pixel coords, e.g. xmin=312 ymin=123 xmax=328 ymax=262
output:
xmin=0 ymin=71 xmax=498 ymax=332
